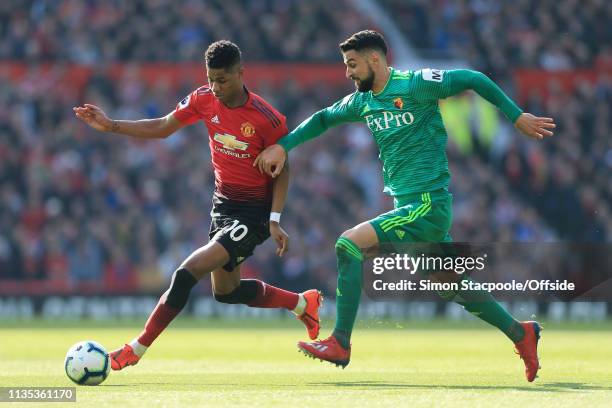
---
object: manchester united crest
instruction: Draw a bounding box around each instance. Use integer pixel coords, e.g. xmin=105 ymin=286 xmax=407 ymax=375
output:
xmin=240 ymin=122 xmax=256 ymax=137
xmin=393 ymin=97 xmax=404 ymax=110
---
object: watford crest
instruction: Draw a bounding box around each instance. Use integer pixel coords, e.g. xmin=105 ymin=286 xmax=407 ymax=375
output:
xmin=393 ymin=97 xmax=404 ymax=110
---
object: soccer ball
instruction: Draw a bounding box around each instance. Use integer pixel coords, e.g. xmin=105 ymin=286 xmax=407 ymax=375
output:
xmin=64 ymin=341 xmax=111 ymax=385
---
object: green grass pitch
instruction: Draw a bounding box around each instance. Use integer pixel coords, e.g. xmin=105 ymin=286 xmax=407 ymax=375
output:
xmin=1 ymin=319 xmax=611 ymax=407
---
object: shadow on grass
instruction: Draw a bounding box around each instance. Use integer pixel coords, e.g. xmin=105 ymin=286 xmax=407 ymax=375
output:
xmin=541 ymin=382 xmax=612 ymax=391
xmin=306 ymin=381 xmax=612 ymax=392
xmin=101 ymin=381 xmax=612 ymax=393
xmin=102 ymin=382 xmax=297 ymax=388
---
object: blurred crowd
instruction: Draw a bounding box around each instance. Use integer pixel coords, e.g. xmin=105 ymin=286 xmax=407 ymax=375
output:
xmin=0 ymin=0 xmax=369 ymax=63
xmin=494 ymin=77 xmax=611 ymax=242
xmin=382 ymin=0 xmax=612 ymax=80
xmin=0 ymin=0 xmax=609 ymax=297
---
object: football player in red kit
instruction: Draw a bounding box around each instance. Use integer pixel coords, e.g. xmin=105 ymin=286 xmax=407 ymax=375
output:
xmin=73 ymin=40 xmax=322 ymax=370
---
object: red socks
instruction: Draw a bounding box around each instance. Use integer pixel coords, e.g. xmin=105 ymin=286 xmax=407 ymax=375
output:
xmin=137 ymin=280 xmax=299 ymax=348
xmin=137 ymin=293 xmax=181 ymax=347
xmin=247 ymin=279 xmax=299 ymax=310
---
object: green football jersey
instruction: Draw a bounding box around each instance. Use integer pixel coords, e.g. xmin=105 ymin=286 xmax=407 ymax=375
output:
xmin=279 ymin=68 xmax=522 ymax=197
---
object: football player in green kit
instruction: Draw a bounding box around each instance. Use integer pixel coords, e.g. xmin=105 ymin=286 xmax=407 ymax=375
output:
xmin=254 ymin=30 xmax=555 ymax=382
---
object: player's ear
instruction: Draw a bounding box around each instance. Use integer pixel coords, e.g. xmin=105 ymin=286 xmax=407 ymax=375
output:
xmin=369 ymin=51 xmax=380 ymax=66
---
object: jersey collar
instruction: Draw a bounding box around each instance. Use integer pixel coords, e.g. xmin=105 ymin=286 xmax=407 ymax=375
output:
xmin=224 ymin=86 xmax=251 ymax=109
xmin=372 ymin=67 xmax=394 ymax=97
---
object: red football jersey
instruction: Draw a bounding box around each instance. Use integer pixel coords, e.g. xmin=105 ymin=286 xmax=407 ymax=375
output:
xmin=173 ymin=86 xmax=288 ymax=202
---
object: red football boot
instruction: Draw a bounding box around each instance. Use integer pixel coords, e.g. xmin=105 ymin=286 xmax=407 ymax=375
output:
xmin=514 ymin=321 xmax=542 ymax=382
xmin=109 ymin=344 xmax=141 ymax=371
xmin=296 ymin=289 xmax=322 ymax=340
xmin=298 ymin=335 xmax=351 ymax=368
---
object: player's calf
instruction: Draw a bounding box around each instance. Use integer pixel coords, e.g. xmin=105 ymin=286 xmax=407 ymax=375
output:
xmin=214 ymin=280 xmax=322 ymax=339
xmin=111 ymin=267 xmax=199 ymax=371
xmin=213 ymin=279 xmax=257 ymax=304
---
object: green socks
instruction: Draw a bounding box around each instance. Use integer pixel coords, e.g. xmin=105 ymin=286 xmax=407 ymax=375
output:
xmin=332 ymin=237 xmax=364 ymax=349
xmin=438 ymin=277 xmax=525 ymax=343
xmin=330 ymin=236 xmax=526 ymax=347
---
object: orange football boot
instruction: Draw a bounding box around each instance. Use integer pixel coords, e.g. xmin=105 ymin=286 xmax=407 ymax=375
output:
xmin=298 ymin=335 xmax=351 ymax=368
xmin=109 ymin=344 xmax=141 ymax=371
xmin=514 ymin=321 xmax=542 ymax=382
xmin=297 ymin=289 xmax=322 ymax=340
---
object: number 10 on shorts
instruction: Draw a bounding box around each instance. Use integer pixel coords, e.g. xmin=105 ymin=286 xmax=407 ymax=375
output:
xmin=225 ymin=220 xmax=248 ymax=241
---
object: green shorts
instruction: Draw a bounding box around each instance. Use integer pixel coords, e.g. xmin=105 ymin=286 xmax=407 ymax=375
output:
xmin=370 ymin=189 xmax=453 ymax=245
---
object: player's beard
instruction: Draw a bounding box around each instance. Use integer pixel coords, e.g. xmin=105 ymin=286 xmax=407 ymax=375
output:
xmin=355 ymin=66 xmax=375 ymax=92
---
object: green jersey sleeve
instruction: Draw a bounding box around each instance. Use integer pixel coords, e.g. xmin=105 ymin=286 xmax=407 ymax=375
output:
xmin=411 ymin=69 xmax=523 ymax=123
xmin=278 ymin=93 xmax=361 ymax=152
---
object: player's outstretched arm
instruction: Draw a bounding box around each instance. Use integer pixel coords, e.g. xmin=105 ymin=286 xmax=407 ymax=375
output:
xmin=269 ymin=164 xmax=290 ymax=256
xmin=452 ymin=71 xmax=556 ymax=139
xmin=253 ymin=109 xmax=329 ymax=177
xmin=254 ymin=95 xmax=360 ymax=177
xmin=73 ymin=104 xmax=185 ymax=139
xmin=420 ymin=69 xmax=556 ymax=140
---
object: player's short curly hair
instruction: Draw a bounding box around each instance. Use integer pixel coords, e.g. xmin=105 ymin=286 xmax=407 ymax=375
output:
xmin=339 ymin=30 xmax=388 ymax=56
xmin=205 ymin=40 xmax=242 ymax=69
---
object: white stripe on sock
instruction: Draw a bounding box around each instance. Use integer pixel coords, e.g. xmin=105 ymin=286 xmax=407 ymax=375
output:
xmin=129 ymin=339 xmax=148 ymax=358
xmin=293 ymin=294 xmax=306 ymax=316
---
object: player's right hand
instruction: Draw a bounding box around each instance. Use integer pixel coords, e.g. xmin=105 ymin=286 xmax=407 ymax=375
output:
xmin=253 ymin=144 xmax=287 ymax=177
xmin=73 ymin=104 xmax=114 ymax=133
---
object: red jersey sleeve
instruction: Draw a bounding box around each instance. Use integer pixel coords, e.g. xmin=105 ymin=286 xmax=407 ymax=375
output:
xmin=173 ymin=88 xmax=206 ymax=125
xmin=263 ymin=113 xmax=288 ymax=148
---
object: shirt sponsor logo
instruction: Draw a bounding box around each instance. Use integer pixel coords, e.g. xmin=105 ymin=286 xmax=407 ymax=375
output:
xmin=214 ymin=133 xmax=248 ymax=151
xmin=214 ymin=145 xmax=251 ymax=159
xmin=213 ymin=133 xmax=251 ymax=159
xmin=365 ymin=111 xmax=415 ymax=132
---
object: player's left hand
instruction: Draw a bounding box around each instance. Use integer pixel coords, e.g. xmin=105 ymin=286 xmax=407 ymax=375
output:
xmin=269 ymin=222 xmax=289 ymax=257
xmin=514 ymin=113 xmax=556 ymax=140
xmin=254 ymin=144 xmax=287 ymax=177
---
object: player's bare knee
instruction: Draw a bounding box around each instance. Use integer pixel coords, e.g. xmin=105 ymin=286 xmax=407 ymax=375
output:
xmin=339 ymin=223 xmax=377 ymax=252
xmin=181 ymin=244 xmax=229 ymax=280
xmin=340 ymin=228 xmax=357 ymax=241
xmin=212 ymin=280 xmax=240 ymax=299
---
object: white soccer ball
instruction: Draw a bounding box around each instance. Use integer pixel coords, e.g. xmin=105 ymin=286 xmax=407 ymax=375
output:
xmin=64 ymin=341 xmax=111 ymax=385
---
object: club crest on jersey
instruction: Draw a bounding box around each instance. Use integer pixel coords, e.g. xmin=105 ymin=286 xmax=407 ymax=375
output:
xmin=393 ymin=97 xmax=404 ymax=110
xmin=240 ymin=122 xmax=256 ymax=138
xmin=214 ymin=133 xmax=249 ymax=151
